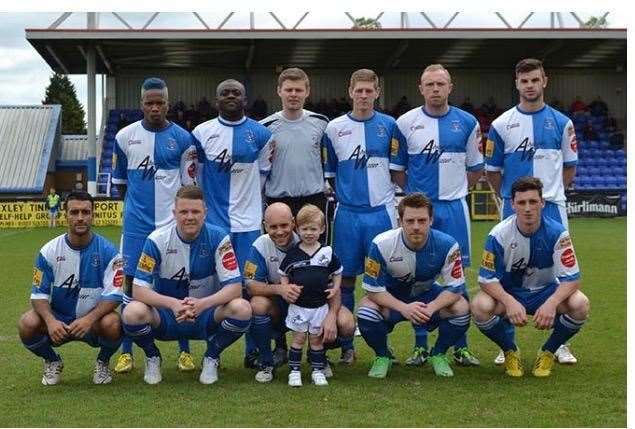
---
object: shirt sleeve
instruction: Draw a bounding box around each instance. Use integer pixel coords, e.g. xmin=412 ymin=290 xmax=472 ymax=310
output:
xmin=435 ymin=243 xmax=466 ymax=294
xmin=478 ymin=234 xmax=505 ymax=284
xmin=257 ymin=129 xmax=274 ymax=176
xmin=243 ymin=245 xmax=269 ymax=283
xmin=100 ymin=245 xmax=124 ymax=303
xmin=111 ymin=136 xmax=128 ymax=184
xmin=133 ymin=238 xmax=162 ymax=289
xmin=361 ymin=242 xmax=390 ymax=293
xmin=322 ymin=131 xmax=338 ymax=179
xmin=389 ymin=123 xmax=408 ymax=171
xmin=561 ymin=119 xmax=579 ymax=167
xmin=485 ymin=126 xmax=505 ymax=171
xmin=552 ymin=231 xmax=581 ymax=282
xmin=278 ymin=254 xmax=291 ymax=278
xmin=30 ymin=252 xmax=54 ymax=300
xmin=214 ymin=235 xmax=243 ymax=287
xmin=180 ymin=134 xmax=198 ymax=186
xmin=328 ymin=250 xmax=343 ymax=276
xmin=466 ymin=121 xmax=485 ymax=171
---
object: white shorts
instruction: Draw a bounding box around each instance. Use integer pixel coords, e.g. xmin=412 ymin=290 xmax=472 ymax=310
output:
xmin=285 ymin=303 xmax=329 ymax=335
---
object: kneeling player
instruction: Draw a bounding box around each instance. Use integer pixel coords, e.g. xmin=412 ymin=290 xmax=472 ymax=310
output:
xmin=471 ymin=177 xmax=589 ymax=377
xmin=122 ymin=186 xmax=251 ymax=384
xmin=18 ymin=191 xmax=124 ymax=385
xmin=357 ymin=193 xmax=471 ymax=378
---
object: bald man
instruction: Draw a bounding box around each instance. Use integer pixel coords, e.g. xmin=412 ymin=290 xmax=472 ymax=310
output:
xmin=243 ymin=203 xmax=355 ymax=383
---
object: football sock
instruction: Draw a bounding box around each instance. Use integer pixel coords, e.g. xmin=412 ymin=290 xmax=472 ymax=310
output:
xmin=273 ymin=330 xmax=287 ymax=350
xmin=206 ymin=317 xmax=250 ymax=359
xmin=339 ymin=335 xmax=354 ymax=352
xmin=309 ymin=347 xmax=326 ymax=371
xmin=244 ymin=330 xmax=258 ymax=355
xmin=120 ymin=336 xmax=134 ymax=354
xmin=542 ymin=314 xmax=586 ymax=353
xmin=357 ymin=307 xmax=389 ymax=357
xmin=251 ymin=315 xmax=274 ymax=366
xmin=412 ymin=323 xmax=429 ymax=349
xmin=22 ymin=335 xmax=60 ymax=362
xmin=341 ymin=286 xmax=355 ymax=313
xmin=454 ymin=333 xmax=468 ymax=349
xmin=123 ymin=323 xmax=160 ymax=358
xmin=178 ymin=338 xmax=190 ymax=354
xmin=474 ymin=315 xmax=517 ymax=352
xmin=431 ymin=314 xmax=470 ymax=355
xmin=288 ymin=346 xmax=303 ymax=372
xmin=97 ymin=336 xmax=122 ymax=363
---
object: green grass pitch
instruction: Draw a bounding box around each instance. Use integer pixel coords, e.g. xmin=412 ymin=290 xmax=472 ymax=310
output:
xmin=0 ymin=218 xmax=626 ymax=427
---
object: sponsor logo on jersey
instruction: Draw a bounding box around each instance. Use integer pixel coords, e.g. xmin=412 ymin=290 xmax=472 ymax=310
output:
xmin=560 ymin=248 xmax=577 ymax=268
xmin=447 ymin=248 xmax=461 ymax=263
xmin=218 ymin=241 xmax=233 ymax=255
xmin=485 ymin=139 xmax=494 ymax=158
xmin=419 ymin=139 xmax=444 ymax=164
xmin=481 ymin=250 xmax=495 ymax=271
xmin=32 ymin=268 xmax=43 ymax=286
xmin=137 ymin=156 xmax=157 ymax=180
xmin=515 ymin=137 xmax=535 ymax=161
xmin=206 ymin=134 xmax=220 ymax=143
xmin=269 ymin=256 xmax=280 ymax=263
xmin=129 ymin=140 xmax=142 ymax=146
xmin=56 ymin=256 xmax=66 ymax=262
xmin=568 ymin=127 xmax=578 ymax=153
xmin=138 ymin=253 xmax=156 ymax=273
xmin=365 ymin=257 xmax=380 ymax=278
xmin=390 ymin=138 xmax=399 ymax=157
xmin=187 ymin=162 xmax=197 ymax=178
xmin=506 ymin=123 xmax=520 ymax=130
xmin=244 ymin=261 xmax=257 ymax=279
xmin=113 ymin=269 xmax=124 ymax=288
xmin=338 ymin=129 xmax=352 ymax=138
xmin=556 ymin=236 xmax=572 ymax=250
xmin=410 ymin=124 xmax=425 ymax=131
xmin=349 ymin=145 xmax=371 ymax=169
xmin=166 ymin=248 xmax=177 ymax=254
xmin=222 ymin=251 xmax=238 ymax=270
xmin=113 ymin=258 xmax=124 ymax=270
xmin=389 ymin=256 xmax=403 ymax=262
xmin=451 ymin=258 xmax=463 ymax=279
xmin=213 ymin=149 xmax=236 ymax=173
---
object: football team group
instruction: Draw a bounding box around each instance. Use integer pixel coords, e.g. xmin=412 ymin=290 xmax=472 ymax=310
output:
xmin=18 ymin=57 xmax=590 ymax=388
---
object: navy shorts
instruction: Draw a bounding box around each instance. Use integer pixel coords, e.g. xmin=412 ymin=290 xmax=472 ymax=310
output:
xmin=508 ymin=283 xmax=559 ymax=315
xmin=154 ymin=307 xmax=219 ymax=341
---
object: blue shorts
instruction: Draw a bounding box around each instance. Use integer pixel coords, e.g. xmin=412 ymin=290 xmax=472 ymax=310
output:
xmin=231 ymin=230 xmax=262 ymax=277
xmin=432 ymin=198 xmax=471 ymax=267
xmin=508 ymin=284 xmax=559 ymax=315
xmin=50 ymin=310 xmax=102 ymax=348
xmin=121 ymin=233 xmax=147 ymax=276
xmin=386 ymin=284 xmax=450 ymax=332
xmin=333 ymin=204 xmax=396 ymax=277
xmin=502 ymin=199 xmax=569 ymax=230
xmin=154 ymin=307 xmax=219 ymax=341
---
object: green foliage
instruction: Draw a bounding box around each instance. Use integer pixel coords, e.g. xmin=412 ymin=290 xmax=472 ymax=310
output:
xmin=42 ymin=73 xmax=87 ymax=134
xmin=582 ymin=16 xmax=608 ymax=28
xmin=352 ymin=17 xmax=381 ymax=30
xmin=0 ymin=218 xmax=626 ymax=427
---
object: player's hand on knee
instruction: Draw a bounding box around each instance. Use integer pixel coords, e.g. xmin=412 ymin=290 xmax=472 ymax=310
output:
xmin=321 ymin=313 xmax=337 ymax=344
xmin=402 ymin=302 xmax=428 ymax=325
xmin=505 ymin=300 xmax=527 ymax=327
xmin=48 ymin=319 xmax=69 ymax=345
xmin=67 ymin=316 xmax=93 ymax=339
xmin=533 ymin=302 xmax=556 ymax=330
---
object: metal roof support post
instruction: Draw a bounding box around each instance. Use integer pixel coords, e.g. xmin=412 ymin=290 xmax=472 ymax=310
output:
xmin=86 ymin=42 xmax=97 ymax=196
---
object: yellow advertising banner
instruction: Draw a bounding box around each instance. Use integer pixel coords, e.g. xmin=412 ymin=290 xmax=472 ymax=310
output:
xmin=0 ymin=200 xmax=123 ymax=228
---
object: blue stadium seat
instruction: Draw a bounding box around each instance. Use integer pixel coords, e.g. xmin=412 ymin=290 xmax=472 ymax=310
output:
xmin=588 ymin=140 xmax=599 ymax=149
xmin=596 ymin=158 xmax=610 ymax=168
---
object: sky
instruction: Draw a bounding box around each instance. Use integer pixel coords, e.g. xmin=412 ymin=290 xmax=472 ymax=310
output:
xmin=0 ymin=9 xmax=629 ymax=129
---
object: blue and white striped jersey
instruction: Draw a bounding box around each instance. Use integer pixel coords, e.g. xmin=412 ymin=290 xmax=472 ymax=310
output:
xmin=391 ymin=106 xmax=483 ymax=200
xmin=31 ymin=233 xmax=123 ymax=320
xmin=193 ymin=116 xmax=273 ymax=232
xmin=112 ymin=120 xmax=197 ymax=238
xmin=478 ymin=214 xmax=580 ymax=292
xmin=485 ymin=105 xmax=578 ymax=203
xmin=133 ymin=223 xmax=242 ymax=299
xmin=362 ymin=227 xmax=465 ymax=301
xmin=323 ymin=111 xmax=396 ymax=208
xmin=243 ymin=233 xmax=300 ymax=285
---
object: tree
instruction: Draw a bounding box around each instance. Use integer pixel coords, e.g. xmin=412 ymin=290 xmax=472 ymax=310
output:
xmin=352 ymin=17 xmax=381 ymax=30
xmin=582 ymin=15 xmax=608 ymax=28
xmin=42 ymin=73 xmax=87 ymax=134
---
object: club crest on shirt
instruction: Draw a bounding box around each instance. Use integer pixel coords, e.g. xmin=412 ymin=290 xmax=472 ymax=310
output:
xmin=544 ymin=118 xmax=555 ymax=130
xmin=244 ymin=130 xmax=256 ymax=144
xmin=166 ymin=138 xmax=177 ymax=150
xmin=91 ymin=253 xmax=100 ymax=268
xmin=376 ymin=124 xmax=387 ymax=138
xmin=450 ymin=120 xmax=461 ymax=132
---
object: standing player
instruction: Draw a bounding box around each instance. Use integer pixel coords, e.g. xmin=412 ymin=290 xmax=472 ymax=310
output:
xmin=192 ymin=79 xmax=273 ymax=366
xmin=485 ymin=58 xmax=578 ymax=365
xmin=323 ymin=69 xmax=398 ymax=363
xmin=121 ymin=185 xmax=251 ymax=385
xmin=261 ymin=67 xmax=329 ymax=217
xmin=278 ymin=204 xmax=343 ymax=387
xmin=357 ymin=193 xmax=471 ymax=378
xmin=18 ymin=191 xmax=123 ymax=385
xmin=46 ymin=187 xmax=61 ymax=228
xmin=112 ymin=77 xmax=197 ymax=374
xmin=391 ymin=64 xmax=482 ymax=367
xmin=245 ymin=203 xmax=355 ymax=382
xmin=472 ymin=177 xmax=589 ymax=377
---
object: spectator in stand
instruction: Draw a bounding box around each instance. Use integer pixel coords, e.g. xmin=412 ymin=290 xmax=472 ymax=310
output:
xmin=588 ymin=96 xmax=609 ymax=118
xmin=197 ymin=96 xmax=212 ymax=120
xmin=392 ymin=96 xmax=412 ymax=118
xmin=460 ymin=97 xmax=475 ymax=114
xmin=173 ymin=100 xmax=186 ymax=114
xmin=550 ymin=98 xmax=565 ymax=113
xmin=569 ymin=96 xmax=587 ymax=115
xmin=174 ymin=110 xmax=186 ymax=129
xmin=184 ymin=104 xmax=200 ymax=127
xmin=481 ymin=96 xmax=498 ymax=117
xmin=251 ymin=95 xmax=268 ymax=120
xmin=582 ymin=120 xmax=598 ymax=141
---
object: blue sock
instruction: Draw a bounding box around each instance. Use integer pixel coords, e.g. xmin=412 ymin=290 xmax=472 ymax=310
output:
xmin=339 ymin=335 xmax=354 ymax=352
xmin=244 ymin=329 xmax=258 ymax=355
xmin=357 ymin=307 xmax=389 ymax=357
xmin=123 ymin=323 xmax=161 ymax=358
xmin=121 ymin=336 xmax=134 ymax=354
xmin=22 ymin=335 xmax=60 ymax=362
xmin=412 ymin=323 xmax=429 ymax=349
xmin=542 ymin=314 xmax=586 ymax=353
xmin=341 ymin=286 xmax=355 ymax=313
xmin=474 ymin=316 xmax=517 ymax=352
xmin=251 ymin=315 xmax=273 ymax=366
xmin=178 ymin=338 xmax=190 ymax=353
xmin=272 ymin=330 xmax=286 ymax=349
xmin=288 ymin=346 xmax=303 ymax=372
xmin=97 ymin=336 xmax=122 ymax=363
xmin=206 ymin=317 xmax=250 ymax=359
xmin=431 ymin=314 xmax=470 ymax=356
xmin=309 ymin=348 xmax=326 ymax=371
xmin=454 ymin=333 xmax=468 ymax=349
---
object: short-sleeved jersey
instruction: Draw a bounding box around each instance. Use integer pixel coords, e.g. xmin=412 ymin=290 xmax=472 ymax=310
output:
xmin=478 ymin=214 xmax=580 ymax=292
xmin=112 ymin=120 xmax=197 ymax=238
xmin=243 ymin=233 xmax=300 ymax=285
xmin=31 ymin=233 xmax=123 ymax=320
xmin=278 ymin=245 xmax=342 ymax=308
xmin=133 ymin=223 xmax=242 ymax=299
xmin=261 ymin=110 xmax=328 ymax=198
xmin=323 ymin=111 xmax=396 ymax=208
xmin=391 ymin=106 xmax=483 ymax=200
xmin=362 ymin=227 xmax=465 ymax=302
xmin=192 ymin=116 xmax=273 ymax=232
xmin=485 ymin=105 xmax=577 ymax=202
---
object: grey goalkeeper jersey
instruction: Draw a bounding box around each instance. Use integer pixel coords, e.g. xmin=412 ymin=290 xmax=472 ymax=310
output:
xmin=260 ymin=110 xmax=328 ymax=198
